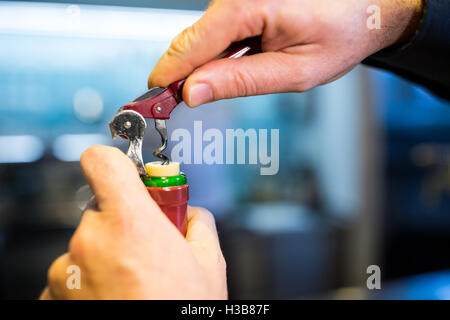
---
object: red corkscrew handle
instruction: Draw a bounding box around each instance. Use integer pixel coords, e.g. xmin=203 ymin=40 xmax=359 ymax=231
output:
xmin=121 ymin=37 xmax=261 ymax=119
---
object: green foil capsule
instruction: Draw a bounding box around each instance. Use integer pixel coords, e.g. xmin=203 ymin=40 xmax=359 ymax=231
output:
xmin=142 ymin=173 xmax=187 ymax=188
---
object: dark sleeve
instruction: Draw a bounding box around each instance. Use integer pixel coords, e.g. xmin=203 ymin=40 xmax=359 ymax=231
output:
xmin=362 ymin=0 xmax=450 ymax=100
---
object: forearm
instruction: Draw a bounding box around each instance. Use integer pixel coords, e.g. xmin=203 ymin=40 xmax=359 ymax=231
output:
xmin=364 ymin=0 xmax=450 ymax=100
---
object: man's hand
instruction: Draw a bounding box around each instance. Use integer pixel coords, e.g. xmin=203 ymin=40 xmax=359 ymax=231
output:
xmin=149 ymin=0 xmax=423 ymax=107
xmin=40 ymin=146 xmax=227 ymax=300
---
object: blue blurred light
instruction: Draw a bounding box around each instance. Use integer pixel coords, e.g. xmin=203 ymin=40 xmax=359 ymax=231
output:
xmin=0 ymin=1 xmax=202 ymax=41
xmin=0 ymin=135 xmax=44 ymax=163
xmin=52 ymin=134 xmax=111 ymax=161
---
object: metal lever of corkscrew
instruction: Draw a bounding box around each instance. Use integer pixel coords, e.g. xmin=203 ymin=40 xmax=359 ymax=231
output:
xmin=109 ymin=110 xmax=147 ymax=176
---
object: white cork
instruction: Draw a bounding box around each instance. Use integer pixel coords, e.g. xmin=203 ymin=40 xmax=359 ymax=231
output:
xmin=145 ymin=161 xmax=180 ymax=177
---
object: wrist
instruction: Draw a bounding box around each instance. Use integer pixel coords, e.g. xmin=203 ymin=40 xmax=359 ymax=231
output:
xmin=395 ymin=0 xmax=424 ymax=44
xmin=381 ymin=0 xmax=424 ymax=47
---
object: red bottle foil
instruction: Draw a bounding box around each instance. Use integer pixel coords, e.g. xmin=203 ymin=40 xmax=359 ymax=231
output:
xmin=146 ymin=184 xmax=189 ymax=237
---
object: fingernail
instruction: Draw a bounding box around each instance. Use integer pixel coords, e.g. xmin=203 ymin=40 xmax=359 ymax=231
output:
xmin=188 ymin=83 xmax=213 ymax=107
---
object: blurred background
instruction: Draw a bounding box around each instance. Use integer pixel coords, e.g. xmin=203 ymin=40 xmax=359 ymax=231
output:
xmin=1 ymin=0 xmax=450 ymax=300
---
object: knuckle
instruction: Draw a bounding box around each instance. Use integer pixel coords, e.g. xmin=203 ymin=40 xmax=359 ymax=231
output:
xmin=68 ymin=236 xmax=84 ymax=262
xmin=233 ymin=0 xmax=265 ymax=37
xmin=198 ymin=206 xmax=214 ymax=220
xmin=166 ymin=24 xmax=198 ymax=62
xmin=195 ymin=206 xmax=217 ymax=226
xmin=231 ymin=68 xmax=257 ymax=98
xmin=294 ymin=81 xmax=312 ymax=92
xmin=292 ymin=66 xmax=315 ymax=92
xmin=69 ymin=224 xmax=93 ymax=261
xmin=47 ymin=255 xmax=66 ymax=286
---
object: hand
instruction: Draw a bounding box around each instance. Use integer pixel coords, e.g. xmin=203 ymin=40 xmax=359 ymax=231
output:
xmin=40 ymin=146 xmax=227 ymax=300
xmin=148 ymin=0 xmax=423 ymax=107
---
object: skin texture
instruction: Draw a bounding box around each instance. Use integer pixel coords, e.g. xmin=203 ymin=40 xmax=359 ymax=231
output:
xmin=40 ymin=146 xmax=227 ymax=299
xmin=149 ymin=0 xmax=423 ymax=107
xmin=42 ymin=0 xmax=424 ymax=300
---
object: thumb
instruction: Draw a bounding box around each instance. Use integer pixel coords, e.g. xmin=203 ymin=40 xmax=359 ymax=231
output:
xmin=80 ymin=145 xmax=160 ymax=215
xmin=183 ymin=51 xmax=315 ymax=107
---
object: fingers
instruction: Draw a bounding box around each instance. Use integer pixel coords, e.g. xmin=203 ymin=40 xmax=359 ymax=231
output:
xmin=46 ymin=253 xmax=94 ymax=300
xmin=80 ymin=145 xmax=159 ymax=214
xmin=46 ymin=253 xmax=74 ymax=300
xmin=186 ymin=207 xmax=227 ymax=299
xmin=186 ymin=206 xmax=220 ymax=245
xmin=148 ymin=0 xmax=265 ymax=89
xmin=182 ymin=51 xmax=316 ymax=107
